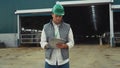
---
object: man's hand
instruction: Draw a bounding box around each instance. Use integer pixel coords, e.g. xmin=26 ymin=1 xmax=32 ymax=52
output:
xmin=44 ymin=44 xmax=49 ymax=49
xmin=56 ymin=43 xmax=68 ymax=48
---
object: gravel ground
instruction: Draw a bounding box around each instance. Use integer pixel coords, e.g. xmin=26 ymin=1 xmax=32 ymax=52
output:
xmin=0 ymin=45 xmax=120 ymax=68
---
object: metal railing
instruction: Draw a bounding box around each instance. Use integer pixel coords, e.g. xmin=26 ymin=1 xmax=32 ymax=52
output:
xmin=20 ymin=33 xmax=41 ymax=44
xmin=114 ymin=33 xmax=120 ymax=44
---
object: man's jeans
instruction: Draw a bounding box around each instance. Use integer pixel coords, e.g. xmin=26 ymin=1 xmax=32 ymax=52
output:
xmin=45 ymin=62 xmax=69 ymax=68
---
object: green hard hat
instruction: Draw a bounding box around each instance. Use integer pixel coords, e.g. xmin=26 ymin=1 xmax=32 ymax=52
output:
xmin=52 ymin=4 xmax=65 ymax=16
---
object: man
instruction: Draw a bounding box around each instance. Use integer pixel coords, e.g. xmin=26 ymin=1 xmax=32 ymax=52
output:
xmin=40 ymin=4 xmax=74 ymax=68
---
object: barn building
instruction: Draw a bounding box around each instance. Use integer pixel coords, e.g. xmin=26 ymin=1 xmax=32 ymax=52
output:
xmin=0 ymin=0 xmax=120 ymax=47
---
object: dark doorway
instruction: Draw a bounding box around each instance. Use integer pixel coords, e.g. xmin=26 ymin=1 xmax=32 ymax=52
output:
xmin=64 ymin=4 xmax=110 ymax=44
xmin=20 ymin=15 xmax=51 ymax=47
xmin=114 ymin=12 xmax=120 ymax=32
xmin=19 ymin=4 xmax=110 ymax=46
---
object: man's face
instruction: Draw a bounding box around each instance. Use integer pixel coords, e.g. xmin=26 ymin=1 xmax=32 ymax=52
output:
xmin=52 ymin=14 xmax=63 ymax=24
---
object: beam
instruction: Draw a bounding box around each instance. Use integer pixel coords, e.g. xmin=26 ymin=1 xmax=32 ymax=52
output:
xmin=112 ymin=5 xmax=120 ymax=9
xmin=57 ymin=0 xmax=113 ymax=6
xmin=15 ymin=8 xmax=52 ymax=14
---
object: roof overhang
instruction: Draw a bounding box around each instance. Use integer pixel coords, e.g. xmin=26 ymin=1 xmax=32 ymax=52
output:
xmin=58 ymin=0 xmax=113 ymax=6
xmin=111 ymin=5 xmax=120 ymax=10
xmin=15 ymin=8 xmax=52 ymax=14
xmin=15 ymin=0 xmax=113 ymax=14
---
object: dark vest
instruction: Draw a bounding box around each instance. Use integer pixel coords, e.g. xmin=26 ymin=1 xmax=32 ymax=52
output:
xmin=43 ymin=20 xmax=70 ymax=60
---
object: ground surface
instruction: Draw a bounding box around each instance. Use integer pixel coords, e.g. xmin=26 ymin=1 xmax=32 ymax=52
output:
xmin=0 ymin=45 xmax=120 ymax=68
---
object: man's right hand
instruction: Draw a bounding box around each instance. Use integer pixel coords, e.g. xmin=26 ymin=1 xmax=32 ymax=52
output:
xmin=44 ymin=44 xmax=49 ymax=49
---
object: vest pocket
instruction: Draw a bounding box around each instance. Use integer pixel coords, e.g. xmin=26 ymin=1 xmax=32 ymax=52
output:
xmin=45 ymin=49 xmax=53 ymax=59
xmin=61 ymin=49 xmax=69 ymax=60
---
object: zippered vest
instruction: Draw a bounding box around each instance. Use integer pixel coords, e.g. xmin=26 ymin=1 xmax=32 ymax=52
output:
xmin=43 ymin=20 xmax=70 ymax=60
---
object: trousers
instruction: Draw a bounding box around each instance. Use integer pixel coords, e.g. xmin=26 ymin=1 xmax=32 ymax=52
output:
xmin=45 ymin=62 xmax=69 ymax=68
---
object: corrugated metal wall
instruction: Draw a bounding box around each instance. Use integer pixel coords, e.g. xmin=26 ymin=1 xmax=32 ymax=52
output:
xmin=0 ymin=0 xmax=57 ymax=33
xmin=113 ymin=0 xmax=120 ymax=4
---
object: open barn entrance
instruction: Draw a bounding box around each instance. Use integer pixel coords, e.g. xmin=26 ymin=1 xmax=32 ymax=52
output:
xmin=15 ymin=0 xmax=115 ymax=47
xmin=18 ymin=4 xmax=109 ymax=47
xmin=19 ymin=15 xmax=51 ymax=47
xmin=64 ymin=4 xmax=110 ymax=44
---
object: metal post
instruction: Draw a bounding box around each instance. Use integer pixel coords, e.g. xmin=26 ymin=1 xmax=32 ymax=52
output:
xmin=17 ymin=15 xmax=20 ymax=46
xmin=109 ymin=4 xmax=115 ymax=47
xmin=99 ymin=36 xmax=103 ymax=45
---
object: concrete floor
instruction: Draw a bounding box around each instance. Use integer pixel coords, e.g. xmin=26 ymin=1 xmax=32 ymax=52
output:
xmin=0 ymin=45 xmax=120 ymax=68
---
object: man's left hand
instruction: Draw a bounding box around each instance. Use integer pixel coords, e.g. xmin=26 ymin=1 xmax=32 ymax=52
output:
xmin=56 ymin=43 xmax=68 ymax=48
